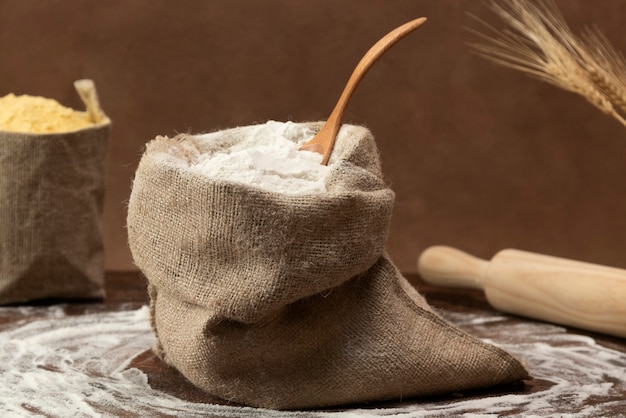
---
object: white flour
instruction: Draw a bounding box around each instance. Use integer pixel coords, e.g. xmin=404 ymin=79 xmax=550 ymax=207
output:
xmin=189 ymin=121 xmax=330 ymax=194
xmin=1 ymin=304 xmax=625 ymax=417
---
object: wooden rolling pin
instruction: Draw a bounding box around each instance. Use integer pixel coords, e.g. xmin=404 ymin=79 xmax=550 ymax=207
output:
xmin=417 ymin=246 xmax=626 ymax=338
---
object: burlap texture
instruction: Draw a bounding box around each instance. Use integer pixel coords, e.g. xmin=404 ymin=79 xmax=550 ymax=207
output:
xmin=127 ymin=122 xmax=529 ymax=410
xmin=0 ymin=124 xmax=109 ymax=304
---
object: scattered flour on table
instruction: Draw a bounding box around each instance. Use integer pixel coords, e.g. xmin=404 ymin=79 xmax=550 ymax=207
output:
xmin=188 ymin=121 xmax=330 ymax=194
xmin=1 ymin=305 xmax=625 ymax=417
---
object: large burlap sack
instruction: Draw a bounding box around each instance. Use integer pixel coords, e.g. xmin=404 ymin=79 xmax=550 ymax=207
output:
xmin=0 ymin=84 xmax=109 ymax=304
xmin=127 ymin=122 xmax=529 ymax=410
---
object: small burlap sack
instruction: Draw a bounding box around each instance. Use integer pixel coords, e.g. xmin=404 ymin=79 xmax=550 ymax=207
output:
xmin=127 ymin=122 xmax=529 ymax=410
xmin=0 ymin=82 xmax=109 ymax=304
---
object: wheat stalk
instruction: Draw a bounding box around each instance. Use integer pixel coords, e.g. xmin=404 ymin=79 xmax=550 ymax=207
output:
xmin=468 ymin=0 xmax=626 ymax=129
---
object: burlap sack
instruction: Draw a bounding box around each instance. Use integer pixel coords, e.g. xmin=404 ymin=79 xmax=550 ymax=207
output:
xmin=0 ymin=111 xmax=109 ymax=304
xmin=127 ymin=122 xmax=529 ymax=410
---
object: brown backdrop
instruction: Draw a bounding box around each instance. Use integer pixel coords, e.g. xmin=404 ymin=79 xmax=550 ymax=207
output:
xmin=2 ymin=0 xmax=625 ymax=273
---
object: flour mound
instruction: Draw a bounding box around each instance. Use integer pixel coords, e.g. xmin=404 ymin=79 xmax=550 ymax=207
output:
xmin=0 ymin=93 xmax=93 ymax=133
xmin=190 ymin=121 xmax=330 ymax=195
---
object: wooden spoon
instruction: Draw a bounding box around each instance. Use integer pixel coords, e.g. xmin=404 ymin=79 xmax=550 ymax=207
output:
xmin=300 ymin=17 xmax=427 ymax=165
xmin=74 ymin=79 xmax=107 ymax=123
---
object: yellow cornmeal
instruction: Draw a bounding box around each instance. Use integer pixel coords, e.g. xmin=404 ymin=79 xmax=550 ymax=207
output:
xmin=0 ymin=93 xmax=94 ymax=134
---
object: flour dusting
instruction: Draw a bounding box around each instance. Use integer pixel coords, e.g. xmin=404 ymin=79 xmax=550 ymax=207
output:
xmin=189 ymin=121 xmax=330 ymax=194
xmin=1 ymin=305 xmax=624 ymax=417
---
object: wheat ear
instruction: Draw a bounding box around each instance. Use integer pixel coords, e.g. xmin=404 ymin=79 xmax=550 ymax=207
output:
xmin=468 ymin=0 xmax=626 ymax=129
xmin=581 ymin=28 xmax=626 ymax=115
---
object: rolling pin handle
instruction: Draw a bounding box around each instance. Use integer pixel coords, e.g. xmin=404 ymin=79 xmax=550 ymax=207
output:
xmin=417 ymin=246 xmax=488 ymax=290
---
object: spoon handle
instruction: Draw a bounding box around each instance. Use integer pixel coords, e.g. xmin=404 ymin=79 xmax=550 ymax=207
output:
xmin=301 ymin=17 xmax=427 ymax=164
xmin=74 ymin=79 xmax=106 ymax=123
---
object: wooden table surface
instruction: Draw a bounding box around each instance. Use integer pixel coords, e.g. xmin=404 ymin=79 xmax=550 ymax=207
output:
xmin=1 ymin=271 xmax=624 ymax=417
